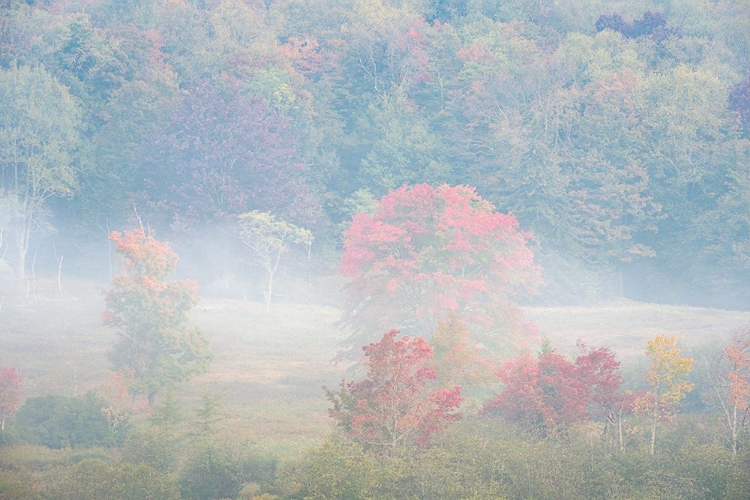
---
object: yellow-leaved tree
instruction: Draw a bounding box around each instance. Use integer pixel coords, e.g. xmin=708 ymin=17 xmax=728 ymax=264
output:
xmin=636 ymin=335 xmax=695 ymax=455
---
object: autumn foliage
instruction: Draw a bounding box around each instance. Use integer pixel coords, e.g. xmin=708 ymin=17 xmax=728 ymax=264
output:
xmin=484 ymin=341 xmax=624 ymax=435
xmin=326 ymin=330 xmax=463 ymax=454
xmin=725 ymin=328 xmax=750 ymax=416
xmin=0 ymin=365 xmax=22 ymax=433
xmin=635 ymin=335 xmax=695 ymax=454
xmin=340 ymin=183 xmax=541 ymax=350
xmin=104 ymin=229 xmax=210 ymax=403
xmin=710 ymin=327 xmax=750 ymax=454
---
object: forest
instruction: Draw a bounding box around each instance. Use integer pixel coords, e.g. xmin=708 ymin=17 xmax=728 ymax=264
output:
xmin=1 ymin=0 xmax=750 ymax=498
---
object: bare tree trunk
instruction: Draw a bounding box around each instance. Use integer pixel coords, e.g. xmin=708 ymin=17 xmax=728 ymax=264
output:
xmin=53 ymin=244 xmax=63 ymax=292
xmin=618 ymin=405 xmax=625 ymax=451
xmin=265 ymin=269 xmax=274 ymax=312
xmin=14 ymin=234 xmax=24 ymax=280
xmin=732 ymin=404 xmax=738 ymax=456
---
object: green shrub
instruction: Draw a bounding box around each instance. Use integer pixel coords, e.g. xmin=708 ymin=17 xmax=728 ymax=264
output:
xmin=42 ymin=458 xmax=180 ymax=500
xmin=179 ymin=440 xmax=277 ymax=500
xmin=14 ymin=393 xmax=127 ymax=448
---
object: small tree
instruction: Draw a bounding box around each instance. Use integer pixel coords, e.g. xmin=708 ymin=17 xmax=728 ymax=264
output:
xmin=429 ymin=315 xmax=494 ymax=388
xmin=708 ymin=327 xmax=750 ymax=455
xmin=635 ymin=335 xmax=695 ymax=455
xmin=325 ymin=330 xmax=463 ymax=454
xmin=100 ymin=369 xmax=148 ymax=439
xmin=0 ymin=365 xmax=22 ymax=435
xmin=238 ymin=211 xmax=313 ymax=310
xmin=104 ymin=229 xmax=210 ymax=404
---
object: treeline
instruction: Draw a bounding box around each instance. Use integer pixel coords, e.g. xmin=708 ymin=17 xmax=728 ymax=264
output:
xmin=2 ymin=326 xmax=750 ymax=499
xmin=1 ymin=0 xmax=749 ymax=306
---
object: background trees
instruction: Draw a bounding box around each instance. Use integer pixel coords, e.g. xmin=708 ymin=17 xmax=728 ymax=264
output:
xmin=138 ymin=79 xmax=321 ymax=231
xmin=0 ymin=0 xmax=747 ymax=307
xmin=103 ymin=229 xmax=210 ymax=404
xmin=0 ymin=65 xmax=81 ymax=279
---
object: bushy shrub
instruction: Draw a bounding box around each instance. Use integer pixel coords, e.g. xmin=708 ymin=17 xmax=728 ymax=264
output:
xmin=42 ymin=458 xmax=179 ymax=500
xmin=179 ymin=440 xmax=277 ymax=500
xmin=15 ymin=393 xmax=127 ymax=448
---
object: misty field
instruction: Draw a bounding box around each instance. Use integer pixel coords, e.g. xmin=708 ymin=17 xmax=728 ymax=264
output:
xmin=2 ymin=279 xmax=749 ymax=460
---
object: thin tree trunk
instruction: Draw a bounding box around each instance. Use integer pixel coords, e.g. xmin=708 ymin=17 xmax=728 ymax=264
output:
xmin=265 ymin=270 xmax=274 ymax=312
xmin=15 ymin=235 xmax=24 ymax=280
xmin=618 ymin=405 xmax=624 ymax=451
xmin=732 ymin=404 xmax=738 ymax=456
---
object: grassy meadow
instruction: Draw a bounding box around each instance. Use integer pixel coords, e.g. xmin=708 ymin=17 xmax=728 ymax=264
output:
xmin=1 ymin=279 xmax=749 ymax=460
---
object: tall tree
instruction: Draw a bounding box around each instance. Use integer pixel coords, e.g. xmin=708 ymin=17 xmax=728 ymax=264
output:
xmin=340 ymin=183 xmax=541 ymax=352
xmin=708 ymin=327 xmax=750 ymax=455
xmin=103 ymin=229 xmax=210 ymax=404
xmin=635 ymin=335 xmax=695 ymax=455
xmin=0 ymin=65 xmax=81 ymax=279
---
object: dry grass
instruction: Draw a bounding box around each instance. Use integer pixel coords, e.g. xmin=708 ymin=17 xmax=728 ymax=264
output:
xmin=526 ymin=298 xmax=750 ymax=360
xmin=2 ymin=281 xmax=749 ymax=459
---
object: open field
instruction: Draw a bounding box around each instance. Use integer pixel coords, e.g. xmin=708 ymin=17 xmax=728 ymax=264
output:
xmin=1 ymin=280 xmax=749 ymax=458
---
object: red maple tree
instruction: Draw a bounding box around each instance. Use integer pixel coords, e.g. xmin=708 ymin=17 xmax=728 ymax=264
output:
xmin=340 ymin=183 xmax=541 ymax=352
xmin=485 ymin=341 xmax=624 ymax=436
xmin=326 ymin=330 xmax=463 ymax=454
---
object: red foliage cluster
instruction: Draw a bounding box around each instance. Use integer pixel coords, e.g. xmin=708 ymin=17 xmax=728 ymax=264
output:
xmin=485 ymin=341 xmax=627 ymax=434
xmin=340 ymin=184 xmax=541 ymax=349
xmin=0 ymin=366 xmax=22 ymax=430
xmin=725 ymin=327 xmax=750 ymax=414
xmin=326 ymin=330 xmax=463 ymax=454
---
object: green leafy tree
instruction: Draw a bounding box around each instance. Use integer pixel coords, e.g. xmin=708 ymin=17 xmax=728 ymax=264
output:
xmin=238 ymin=211 xmax=313 ymax=310
xmin=358 ymin=88 xmax=450 ymax=196
xmin=103 ymin=228 xmax=210 ymax=404
xmin=0 ymin=65 xmax=81 ymax=279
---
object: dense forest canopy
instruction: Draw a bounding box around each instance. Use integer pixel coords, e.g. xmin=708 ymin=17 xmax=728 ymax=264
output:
xmin=0 ymin=0 xmax=749 ymax=309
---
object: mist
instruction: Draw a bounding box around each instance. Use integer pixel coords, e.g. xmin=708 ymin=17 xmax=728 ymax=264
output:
xmin=1 ymin=0 xmax=750 ymax=498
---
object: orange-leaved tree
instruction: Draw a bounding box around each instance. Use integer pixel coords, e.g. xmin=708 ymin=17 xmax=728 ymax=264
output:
xmin=104 ymin=229 xmax=210 ymax=404
xmin=325 ymin=330 xmax=463 ymax=455
xmin=635 ymin=335 xmax=694 ymax=455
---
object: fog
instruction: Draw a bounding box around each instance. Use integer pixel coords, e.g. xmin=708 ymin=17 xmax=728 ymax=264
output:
xmin=1 ymin=0 xmax=750 ymax=498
